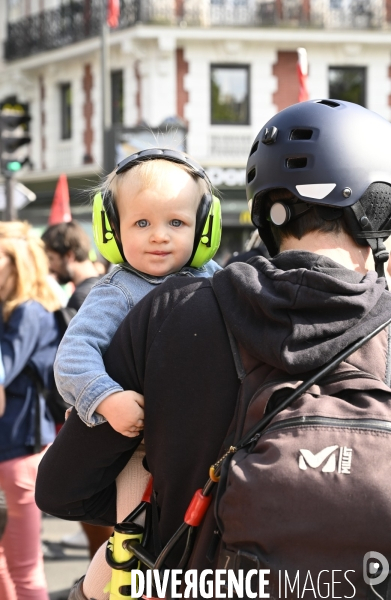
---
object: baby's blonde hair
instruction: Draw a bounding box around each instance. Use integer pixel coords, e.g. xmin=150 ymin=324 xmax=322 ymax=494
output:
xmin=100 ymin=158 xmax=210 ymax=207
xmin=0 ymin=221 xmax=61 ymax=321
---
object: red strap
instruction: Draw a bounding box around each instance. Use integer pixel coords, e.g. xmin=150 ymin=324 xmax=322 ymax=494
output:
xmin=141 ymin=477 xmax=153 ymax=503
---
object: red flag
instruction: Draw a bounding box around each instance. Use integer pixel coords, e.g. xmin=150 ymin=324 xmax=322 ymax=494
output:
xmin=107 ymin=0 xmax=120 ymax=28
xmin=48 ymin=174 xmax=71 ymax=225
xmin=297 ymin=47 xmax=309 ymax=103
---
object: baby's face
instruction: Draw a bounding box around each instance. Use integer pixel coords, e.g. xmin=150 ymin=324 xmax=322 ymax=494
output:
xmin=115 ymin=165 xmax=200 ymax=276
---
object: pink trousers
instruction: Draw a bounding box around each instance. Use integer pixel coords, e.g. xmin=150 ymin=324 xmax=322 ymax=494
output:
xmin=0 ymin=451 xmax=49 ymax=600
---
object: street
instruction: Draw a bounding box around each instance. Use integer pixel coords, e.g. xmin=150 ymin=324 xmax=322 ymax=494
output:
xmin=42 ymin=514 xmax=90 ymax=600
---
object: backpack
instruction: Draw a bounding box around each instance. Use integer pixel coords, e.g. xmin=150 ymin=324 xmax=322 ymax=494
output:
xmin=42 ymin=306 xmax=77 ymax=423
xmin=25 ymin=306 xmax=76 ymax=427
xmin=108 ymin=319 xmax=391 ymax=600
xmin=54 ymin=306 xmax=77 ymax=338
xmin=212 ymin=321 xmax=391 ymax=599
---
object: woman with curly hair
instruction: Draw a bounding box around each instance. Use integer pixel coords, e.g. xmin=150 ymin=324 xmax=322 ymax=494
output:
xmin=0 ymin=221 xmax=61 ymax=600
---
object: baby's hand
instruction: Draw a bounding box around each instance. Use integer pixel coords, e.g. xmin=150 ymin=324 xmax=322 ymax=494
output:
xmin=96 ymin=390 xmax=144 ymax=438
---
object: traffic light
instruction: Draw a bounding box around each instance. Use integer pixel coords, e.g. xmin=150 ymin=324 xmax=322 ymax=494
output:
xmin=0 ymin=102 xmax=31 ymax=174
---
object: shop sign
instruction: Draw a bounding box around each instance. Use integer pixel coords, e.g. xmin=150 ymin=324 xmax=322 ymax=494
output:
xmin=239 ymin=210 xmax=252 ymax=224
xmin=205 ymin=167 xmax=246 ymax=187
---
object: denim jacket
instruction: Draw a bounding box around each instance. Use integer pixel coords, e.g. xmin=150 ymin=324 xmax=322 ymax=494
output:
xmin=54 ymin=260 xmax=221 ymax=426
xmin=0 ymin=347 xmax=4 ymax=385
xmin=0 ymin=301 xmax=59 ymax=462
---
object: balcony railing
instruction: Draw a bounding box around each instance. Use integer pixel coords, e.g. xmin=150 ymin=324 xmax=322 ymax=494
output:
xmin=5 ymin=0 xmax=389 ymax=61
xmin=5 ymin=1 xmax=102 ymax=61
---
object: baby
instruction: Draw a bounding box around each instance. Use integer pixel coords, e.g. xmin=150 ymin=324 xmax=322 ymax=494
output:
xmin=56 ymin=148 xmax=222 ymax=600
xmin=55 ymin=148 xmax=221 ymax=435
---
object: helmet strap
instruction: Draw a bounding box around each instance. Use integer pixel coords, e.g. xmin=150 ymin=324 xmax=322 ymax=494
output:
xmin=367 ymin=237 xmax=389 ymax=282
xmin=268 ymin=201 xmax=312 ymax=227
xmin=350 ymin=200 xmax=390 ymax=284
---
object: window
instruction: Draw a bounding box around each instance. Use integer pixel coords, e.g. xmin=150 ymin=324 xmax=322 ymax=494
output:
xmin=111 ymin=70 xmax=123 ymax=125
xmin=211 ymin=65 xmax=250 ymax=125
xmin=328 ymin=67 xmax=366 ymax=107
xmin=60 ymin=83 xmax=72 ymax=139
xmin=7 ymin=0 xmax=24 ymax=21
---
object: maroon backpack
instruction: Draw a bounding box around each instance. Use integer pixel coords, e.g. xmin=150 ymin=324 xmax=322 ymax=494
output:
xmin=213 ymin=320 xmax=391 ymax=600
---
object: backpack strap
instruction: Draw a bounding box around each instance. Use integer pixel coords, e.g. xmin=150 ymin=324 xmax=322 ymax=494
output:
xmin=22 ymin=365 xmax=43 ymax=454
xmin=385 ymin=324 xmax=391 ymax=388
xmin=54 ymin=307 xmax=77 ymax=338
xmin=223 ymin=320 xmax=246 ymax=382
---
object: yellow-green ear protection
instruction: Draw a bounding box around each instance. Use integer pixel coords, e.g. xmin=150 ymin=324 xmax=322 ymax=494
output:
xmin=92 ymin=148 xmax=222 ymax=269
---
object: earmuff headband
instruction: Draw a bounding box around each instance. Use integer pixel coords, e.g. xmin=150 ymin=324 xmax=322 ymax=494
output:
xmin=116 ymin=148 xmax=208 ymax=182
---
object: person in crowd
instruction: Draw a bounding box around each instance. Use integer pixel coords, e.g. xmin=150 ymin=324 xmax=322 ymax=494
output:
xmin=224 ymin=228 xmax=270 ymax=265
xmin=36 ymin=101 xmax=391 ymax=598
xmin=0 ymin=346 xmax=5 ymax=417
xmin=41 ymin=221 xmax=100 ymax=311
xmin=0 ymin=349 xmax=6 ymax=545
xmin=41 ymin=221 xmax=107 ymax=556
xmin=92 ymin=253 xmax=111 ymax=276
xmin=0 ymin=221 xmax=61 ymax=600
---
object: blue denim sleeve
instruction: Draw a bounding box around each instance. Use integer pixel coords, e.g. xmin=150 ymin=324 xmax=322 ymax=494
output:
xmin=188 ymin=260 xmax=222 ymax=278
xmin=0 ymin=347 xmax=5 ymax=386
xmin=204 ymin=259 xmax=222 ymax=275
xmin=54 ymin=278 xmax=135 ymax=426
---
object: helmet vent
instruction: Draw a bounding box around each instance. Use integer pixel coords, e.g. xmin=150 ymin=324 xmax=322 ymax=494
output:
xmin=290 ymin=129 xmax=313 ymax=140
xmin=316 ymin=99 xmax=340 ymax=108
xmin=286 ymin=157 xmax=307 ymax=169
xmin=247 ymin=167 xmax=256 ymax=183
xmin=249 ymin=141 xmax=259 ymax=156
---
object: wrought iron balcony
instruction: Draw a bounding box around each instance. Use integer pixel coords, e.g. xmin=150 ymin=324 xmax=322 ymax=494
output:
xmin=5 ymin=0 xmax=102 ymax=61
xmin=5 ymin=0 xmax=389 ymax=62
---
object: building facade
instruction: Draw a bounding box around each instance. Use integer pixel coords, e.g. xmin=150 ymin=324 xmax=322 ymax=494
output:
xmin=2 ymin=0 xmax=391 ymax=262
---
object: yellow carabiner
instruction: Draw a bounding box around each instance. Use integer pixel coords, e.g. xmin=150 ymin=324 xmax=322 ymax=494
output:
xmin=104 ymin=522 xmax=144 ymax=600
xmin=209 ymin=446 xmax=237 ymax=483
xmin=209 ymin=465 xmax=220 ymax=482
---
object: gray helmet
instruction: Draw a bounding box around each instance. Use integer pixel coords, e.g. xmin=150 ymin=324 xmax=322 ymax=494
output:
xmin=247 ymin=99 xmax=391 ymax=273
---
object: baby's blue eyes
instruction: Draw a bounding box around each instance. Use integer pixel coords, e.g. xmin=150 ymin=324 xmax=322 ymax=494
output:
xmin=135 ymin=219 xmax=183 ymax=228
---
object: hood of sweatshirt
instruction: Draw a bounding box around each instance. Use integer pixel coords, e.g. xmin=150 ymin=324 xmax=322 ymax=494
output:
xmin=212 ymin=250 xmax=391 ymax=375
